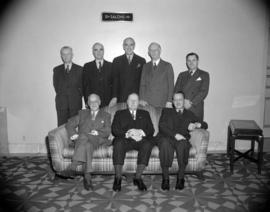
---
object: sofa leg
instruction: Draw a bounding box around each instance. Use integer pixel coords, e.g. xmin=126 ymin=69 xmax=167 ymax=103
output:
xmin=196 ymin=171 xmax=205 ymax=180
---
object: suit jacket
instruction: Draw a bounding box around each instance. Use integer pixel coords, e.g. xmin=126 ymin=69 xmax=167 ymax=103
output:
xmin=65 ymin=109 xmax=111 ymax=143
xmin=174 ymin=69 xmax=210 ymax=121
xmin=112 ymin=54 xmax=146 ymax=102
xmin=53 ymin=63 xmax=83 ymax=110
xmin=158 ymin=108 xmax=208 ymax=141
xmin=82 ymin=60 xmax=113 ymax=107
xmin=112 ymin=109 xmax=154 ymax=140
xmin=139 ymin=59 xmax=174 ymax=108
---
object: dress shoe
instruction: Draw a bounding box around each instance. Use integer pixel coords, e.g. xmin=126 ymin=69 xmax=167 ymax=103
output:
xmin=161 ymin=178 xmax=170 ymax=191
xmin=133 ymin=178 xmax=147 ymax=191
xmin=113 ymin=177 xmax=122 ymax=192
xmin=175 ymin=178 xmax=185 ymax=190
xmin=83 ymin=175 xmax=93 ymax=191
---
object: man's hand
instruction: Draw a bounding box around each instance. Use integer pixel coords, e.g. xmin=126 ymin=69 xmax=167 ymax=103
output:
xmin=175 ymin=133 xmax=185 ymax=141
xmin=109 ymin=97 xmax=117 ymax=107
xmin=195 ymin=122 xmax=202 ymax=129
xmin=188 ymin=123 xmax=196 ymax=131
xmin=184 ymin=99 xmax=192 ymax=109
xmin=188 ymin=122 xmax=202 ymax=131
xmin=89 ymin=130 xmax=99 ymax=136
xmin=165 ymin=102 xmax=173 ymax=108
xmin=70 ymin=134 xmax=79 ymax=140
xmin=126 ymin=129 xmax=144 ymax=141
xmin=139 ymin=100 xmax=148 ymax=106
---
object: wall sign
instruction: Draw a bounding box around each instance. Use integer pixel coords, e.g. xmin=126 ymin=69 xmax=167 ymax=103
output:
xmin=102 ymin=12 xmax=133 ymax=22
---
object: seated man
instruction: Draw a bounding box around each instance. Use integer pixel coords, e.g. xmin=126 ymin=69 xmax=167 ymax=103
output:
xmin=156 ymin=92 xmax=207 ymax=191
xmin=112 ymin=93 xmax=154 ymax=192
xmin=65 ymin=94 xmax=111 ymax=190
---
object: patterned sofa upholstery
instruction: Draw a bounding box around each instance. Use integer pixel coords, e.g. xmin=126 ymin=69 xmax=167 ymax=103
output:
xmin=48 ymin=103 xmax=210 ymax=178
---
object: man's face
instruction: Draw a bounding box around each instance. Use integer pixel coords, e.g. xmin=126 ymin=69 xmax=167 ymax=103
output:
xmin=186 ymin=55 xmax=199 ymax=71
xmin=88 ymin=95 xmax=100 ymax=111
xmin=127 ymin=94 xmax=139 ymax=110
xmin=123 ymin=38 xmax=135 ymax=55
xmin=92 ymin=44 xmax=104 ymax=60
xmin=173 ymin=93 xmax=184 ymax=110
xmin=148 ymin=44 xmax=161 ymax=61
xmin=61 ymin=48 xmax=73 ymax=64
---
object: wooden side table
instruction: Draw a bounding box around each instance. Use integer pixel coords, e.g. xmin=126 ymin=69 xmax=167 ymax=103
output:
xmin=227 ymin=120 xmax=264 ymax=174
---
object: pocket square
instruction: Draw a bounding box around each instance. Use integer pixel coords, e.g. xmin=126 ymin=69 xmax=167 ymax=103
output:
xmin=196 ymin=77 xmax=202 ymax=81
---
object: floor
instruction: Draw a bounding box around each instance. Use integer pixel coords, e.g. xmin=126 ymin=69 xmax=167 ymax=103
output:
xmin=0 ymin=153 xmax=269 ymax=212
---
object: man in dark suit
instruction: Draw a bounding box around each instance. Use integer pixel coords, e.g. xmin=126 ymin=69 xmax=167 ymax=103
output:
xmin=65 ymin=94 xmax=111 ymax=190
xmin=112 ymin=93 xmax=154 ymax=192
xmin=139 ymin=42 xmax=174 ymax=108
xmin=157 ymin=92 xmax=207 ymax=191
xmin=174 ymin=52 xmax=210 ymax=121
xmin=110 ymin=37 xmax=146 ymax=106
xmin=53 ymin=46 xmax=83 ymax=126
xmin=82 ymin=43 xmax=113 ymax=108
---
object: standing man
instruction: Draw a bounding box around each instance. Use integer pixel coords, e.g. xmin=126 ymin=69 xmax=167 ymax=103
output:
xmin=112 ymin=93 xmax=154 ymax=192
xmin=110 ymin=37 xmax=146 ymax=106
xmin=174 ymin=52 xmax=210 ymax=121
xmin=53 ymin=46 xmax=83 ymax=126
xmin=65 ymin=94 xmax=111 ymax=190
xmin=82 ymin=43 xmax=113 ymax=108
xmin=157 ymin=92 xmax=207 ymax=191
xmin=139 ymin=42 xmax=174 ymax=108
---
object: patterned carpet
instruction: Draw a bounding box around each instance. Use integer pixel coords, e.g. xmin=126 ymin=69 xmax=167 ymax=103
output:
xmin=0 ymin=153 xmax=269 ymax=212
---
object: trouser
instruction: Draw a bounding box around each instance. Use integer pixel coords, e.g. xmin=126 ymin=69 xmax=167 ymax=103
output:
xmin=158 ymin=136 xmax=191 ymax=178
xmin=112 ymin=137 xmax=154 ymax=166
xmin=56 ymin=108 xmax=79 ymax=126
xmin=72 ymin=134 xmax=101 ymax=173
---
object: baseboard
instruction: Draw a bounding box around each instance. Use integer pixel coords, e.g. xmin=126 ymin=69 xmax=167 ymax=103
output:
xmin=8 ymin=143 xmax=47 ymax=154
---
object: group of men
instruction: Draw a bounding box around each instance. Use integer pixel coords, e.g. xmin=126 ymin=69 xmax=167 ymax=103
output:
xmin=53 ymin=37 xmax=210 ymax=192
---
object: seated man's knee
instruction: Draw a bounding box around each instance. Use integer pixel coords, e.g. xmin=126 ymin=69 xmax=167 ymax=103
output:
xmin=158 ymin=137 xmax=172 ymax=150
xmin=141 ymin=139 xmax=154 ymax=151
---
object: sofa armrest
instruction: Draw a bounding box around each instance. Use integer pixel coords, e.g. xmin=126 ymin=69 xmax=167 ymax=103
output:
xmin=47 ymin=125 xmax=70 ymax=171
xmin=189 ymin=129 xmax=210 ymax=159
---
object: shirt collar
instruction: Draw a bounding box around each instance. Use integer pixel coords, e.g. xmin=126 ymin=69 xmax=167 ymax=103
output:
xmin=95 ymin=59 xmax=104 ymax=66
xmin=126 ymin=53 xmax=134 ymax=60
xmin=91 ymin=109 xmax=99 ymax=114
xmin=129 ymin=109 xmax=136 ymax=114
xmin=64 ymin=63 xmax=72 ymax=69
xmin=153 ymin=58 xmax=160 ymax=66
xmin=189 ymin=69 xmax=197 ymax=75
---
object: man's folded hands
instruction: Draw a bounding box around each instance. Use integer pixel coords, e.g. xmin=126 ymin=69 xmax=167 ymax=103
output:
xmin=125 ymin=129 xmax=146 ymax=142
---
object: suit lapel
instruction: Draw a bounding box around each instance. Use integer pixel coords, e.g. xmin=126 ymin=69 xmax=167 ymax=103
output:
xmin=184 ymin=69 xmax=201 ymax=91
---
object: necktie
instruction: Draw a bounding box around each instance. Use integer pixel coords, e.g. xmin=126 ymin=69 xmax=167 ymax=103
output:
xmin=66 ymin=65 xmax=70 ymax=73
xmin=153 ymin=63 xmax=157 ymax=70
xmin=91 ymin=111 xmax=96 ymax=120
xmin=98 ymin=61 xmax=102 ymax=71
xmin=128 ymin=56 xmax=132 ymax=64
xmin=131 ymin=110 xmax=136 ymax=120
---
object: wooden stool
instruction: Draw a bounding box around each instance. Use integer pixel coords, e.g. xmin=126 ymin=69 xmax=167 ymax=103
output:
xmin=227 ymin=120 xmax=264 ymax=174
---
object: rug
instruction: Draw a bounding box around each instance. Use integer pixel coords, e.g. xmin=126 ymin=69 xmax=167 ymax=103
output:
xmin=0 ymin=153 xmax=269 ymax=212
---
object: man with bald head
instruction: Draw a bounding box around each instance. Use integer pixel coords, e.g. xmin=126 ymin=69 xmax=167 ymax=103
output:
xmin=82 ymin=42 xmax=113 ymax=108
xmin=139 ymin=42 xmax=174 ymax=108
xmin=112 ymin=93 xmax=154 ymax=192
xmin=53 ymin=46 xmax=83 ymax=126
xmin=110 ymin=37 xmax=146 ymax=106
xmin=65 ymin=94 xmax=111 ymax=190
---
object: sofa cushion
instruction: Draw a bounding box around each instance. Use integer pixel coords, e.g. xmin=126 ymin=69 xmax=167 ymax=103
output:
xmin=62 ymin=144 xmax=197 ymax=159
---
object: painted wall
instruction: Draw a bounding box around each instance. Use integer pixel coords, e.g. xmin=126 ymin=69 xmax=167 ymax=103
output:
xmin=0 ymin=0 xmax=268 ymax=153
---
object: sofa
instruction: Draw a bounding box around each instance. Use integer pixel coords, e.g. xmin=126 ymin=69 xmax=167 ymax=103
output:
xmin=47 ymin=103 xmax=210 ymax=179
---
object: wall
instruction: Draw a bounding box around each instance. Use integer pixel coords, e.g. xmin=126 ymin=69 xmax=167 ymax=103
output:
xmin=0 ymin=0 xmax=268 ymax=153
